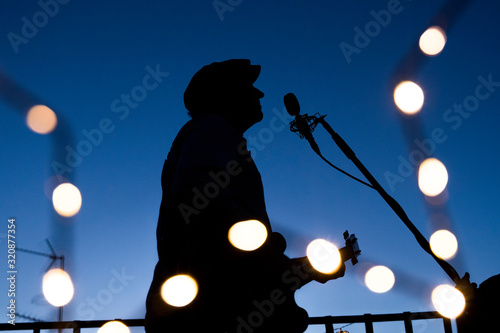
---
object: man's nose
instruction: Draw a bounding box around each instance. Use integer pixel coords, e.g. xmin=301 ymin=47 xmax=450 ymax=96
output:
xmin=254 ymin=88 xmax=264 ymax=99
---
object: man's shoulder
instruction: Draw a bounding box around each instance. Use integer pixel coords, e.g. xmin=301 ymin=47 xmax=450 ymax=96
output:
xmin=167 ymin=114 xmax=243 ymax=160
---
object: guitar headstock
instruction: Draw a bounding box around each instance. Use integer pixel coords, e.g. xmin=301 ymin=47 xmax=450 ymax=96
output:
xmin=341 ymin=230 xmax=361 ymax=265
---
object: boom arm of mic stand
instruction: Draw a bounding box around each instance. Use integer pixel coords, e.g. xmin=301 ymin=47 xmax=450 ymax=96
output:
xmin=316 ymin=116 xmax=461 ymax=285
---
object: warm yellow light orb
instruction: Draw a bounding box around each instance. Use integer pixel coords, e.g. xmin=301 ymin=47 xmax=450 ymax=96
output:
xmin=98 ymin=321 xmax=131 ymax=333
xmin=419 ymin=26 xmax=446 ymax=56
xmin=418 ymin=158 xmax=448 ymax=197
xmin=228 ymin=220 xmax=268 ymax=251
xmin=26 ymin=105 xmax=57 ymax=134
xmin=431 ymin=284 xmax=466 ymax=318
xmin=430 ymin=230 xmax=458 ymax=260
xmin=42 ymin=268 xmax=74 ymax=307
xmin=306 ymin=239 xmax=342 ymax=274
xmin=365 ymin=265 xmax=395 ymax=293
xmin=52 ymin=183 xmax=82 ymax=217
xmin=394 ymin=81 xmax=424 ymax=114
xmin=161 ymin=274 xmax=198 ymax=307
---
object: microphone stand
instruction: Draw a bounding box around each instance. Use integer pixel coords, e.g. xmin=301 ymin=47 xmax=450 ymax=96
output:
xmin=306 ymin=114 xmax=462 ymax=285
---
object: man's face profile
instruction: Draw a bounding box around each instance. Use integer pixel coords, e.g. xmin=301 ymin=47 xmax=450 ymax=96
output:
xmin=183 ymin=59 xmax=265 ymax=132
xmin=223 ymin=83 xmax=265 ymax=132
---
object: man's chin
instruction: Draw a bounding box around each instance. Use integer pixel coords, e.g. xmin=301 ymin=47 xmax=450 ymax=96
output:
xmin=243 ymin=112 xmax=264 ymax=133
xmin=255 ymin=110 xmax=264 ymax=123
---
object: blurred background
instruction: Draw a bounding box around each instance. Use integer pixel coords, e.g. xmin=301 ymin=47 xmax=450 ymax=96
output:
xmin=1 ymin=1 xmax=499 ymax=332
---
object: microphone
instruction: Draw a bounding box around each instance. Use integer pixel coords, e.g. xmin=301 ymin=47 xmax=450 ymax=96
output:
xmin=284 ymin=93 xmax=321 ymax=154
xmin=283 ymin=92 xmax=301 ymax=116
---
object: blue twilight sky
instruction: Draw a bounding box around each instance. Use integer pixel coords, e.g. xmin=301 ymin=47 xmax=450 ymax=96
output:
xmin=1 ymin=1 xmax=500 ymax=332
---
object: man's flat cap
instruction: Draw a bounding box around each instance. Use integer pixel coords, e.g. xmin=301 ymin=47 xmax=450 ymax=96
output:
xmin=184 ymin=59 xmax=261 ymax=113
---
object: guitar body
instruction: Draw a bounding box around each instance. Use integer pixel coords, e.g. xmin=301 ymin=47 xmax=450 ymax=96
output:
xmin=145 ymin=231 xmax=359 ymax=333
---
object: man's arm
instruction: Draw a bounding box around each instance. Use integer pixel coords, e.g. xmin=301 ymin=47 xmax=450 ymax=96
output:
xmin=289 ymin=256 xmax=346 ymax=288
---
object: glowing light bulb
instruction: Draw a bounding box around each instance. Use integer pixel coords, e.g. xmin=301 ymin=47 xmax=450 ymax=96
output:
xmin=306 ymin=239 xmax=342 ymax=274
xmin=394 ymin=81 xmax=424 ymax=114
xmin=52 ymin=183 xmax=82 ymax=217
xmin=431 ymin=284 xmax=466 ymax=318
xmin=42 ymin=268 xmax=74 ymax=306
xmin=365 ymin=265 xmax=395 ymax=293
xmin=161 ymin=274 xmax=198 ymax=307
xmin=419 ymin=26 xmax=446 ymax=56
xmin=26 ymin=105 xmax=57 ymax=134
xmin=418 ymin=158 xmax=448 ymax=197
xmin=430 ymin=230 xmax=458 ymax=260
xmin=98 ymin=321 xmax=130 ymax=333
xmin=228 ymin=220 xmax=268 ymax=251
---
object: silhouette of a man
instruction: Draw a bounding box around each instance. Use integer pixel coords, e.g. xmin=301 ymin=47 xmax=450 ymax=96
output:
xmin=146 ymin=59 xmax=344 ymax=333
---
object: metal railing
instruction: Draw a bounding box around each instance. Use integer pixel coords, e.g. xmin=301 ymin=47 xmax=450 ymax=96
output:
xmin=0 ymin=319 xmax=144 ymax=333
xmin=309 ymin=311 xmax=452 ymax=333
xmin=0 ymin=311 xmax=452 ymax=333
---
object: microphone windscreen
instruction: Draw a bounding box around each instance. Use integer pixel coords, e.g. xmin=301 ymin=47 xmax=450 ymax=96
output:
xmin=284 ymin=93 xmax=300 ymax=116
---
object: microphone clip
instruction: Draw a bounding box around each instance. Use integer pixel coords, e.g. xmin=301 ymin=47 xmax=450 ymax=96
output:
xmin=289 ymin=113 xmax=325 ymax=139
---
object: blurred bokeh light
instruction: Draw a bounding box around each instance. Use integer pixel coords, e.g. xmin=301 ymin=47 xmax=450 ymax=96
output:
xmin=430 ymin=229 xmax=458 ymax=260
xmin=228 ymin=219 xmax=268 ymax=251
xmin=26 ymin=105 xmax=57 ymax=134
xmin=365 ymin=265 xmax=395 ymax=293
xmin=42 ymin=268 xmax=74 ymax=307
xmin=419 ymin=26 xmax=447 ymax=56
xmin=394 ymin=81 xmax=425 ymax=114
xmin=306 ymin=239 xmax=342 ymax=274
xmin=98 ymin=321 xmax=131 ymax=333
xmin=52 ymin=183 xmax=82 ymax=217
xmin=418 ymin=158 xmax=449 ymax=197
xmin=161 ymin=274 xmax=198 ymax=307
xmin=431 ymin=284 xmax=466 ymax=318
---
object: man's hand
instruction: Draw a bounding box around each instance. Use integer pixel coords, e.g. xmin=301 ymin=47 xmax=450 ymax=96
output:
xmin=289 ymin=257 xmax=346 ymax=287
xmin=312 ymin=261 xmax=346 ymax=284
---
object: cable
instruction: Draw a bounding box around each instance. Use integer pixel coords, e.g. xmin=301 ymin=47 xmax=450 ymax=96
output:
xmin=290 ymin=112 xmax=374 ymax=189
xmin=316 ymin=116 xmax=461 ymax=284
xmin=334 ymin=323 xmax=354 ymax=333
xmin=316 ymin=152 xmax=375 ymax=189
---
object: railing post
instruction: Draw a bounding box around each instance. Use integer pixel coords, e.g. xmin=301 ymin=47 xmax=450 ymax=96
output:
xmin=443 ymin=317 xmax=452 ymax=333
xmin=364 ymin=314 xmax=374 ymax=333
xmin=72 ymin=320 xmax=81 ymax=333
xmin=403 ymin=312 xmax=413 ymax=333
